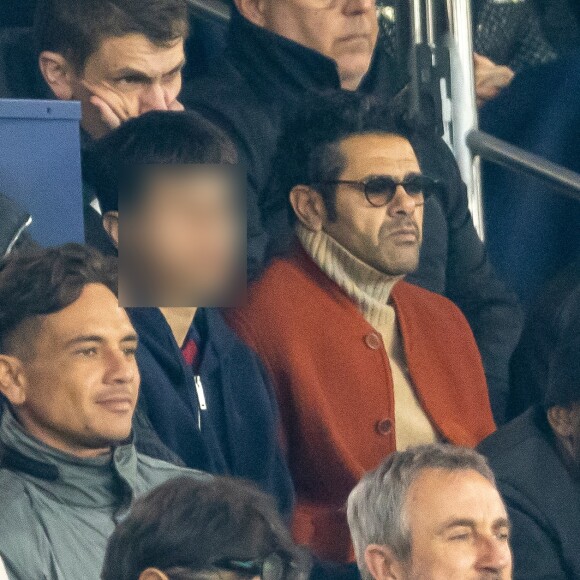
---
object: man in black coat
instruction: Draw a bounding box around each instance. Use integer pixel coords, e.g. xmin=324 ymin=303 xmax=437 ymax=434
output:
xmin=479 ymin=289 xmax=580 ymax=579
xmin=182 ymin=1 xmax=522 ymax=424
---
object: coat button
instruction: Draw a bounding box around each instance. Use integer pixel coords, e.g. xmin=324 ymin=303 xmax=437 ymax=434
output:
xmin=364 ymin=332 xmax=382 ymax=350
xmin=375 ymin=418 xmax=393 ymax=436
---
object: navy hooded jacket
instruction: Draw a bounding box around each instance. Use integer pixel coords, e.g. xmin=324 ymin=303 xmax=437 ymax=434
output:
xmin=127 ymin=307 xmax=294 ymax=518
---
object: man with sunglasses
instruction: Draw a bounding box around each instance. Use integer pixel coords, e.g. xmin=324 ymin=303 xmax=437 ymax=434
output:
xmin=225 ymin=93 xmax=496 ymax=565
xmin=184 ymin=0 xmax=523 ymax=427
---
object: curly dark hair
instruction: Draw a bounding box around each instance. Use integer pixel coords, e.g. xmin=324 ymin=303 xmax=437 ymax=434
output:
xmin=0 ymin=243 xmax=117 ymax=355
xmin=264 ymin=91 xmax=423 ymax=224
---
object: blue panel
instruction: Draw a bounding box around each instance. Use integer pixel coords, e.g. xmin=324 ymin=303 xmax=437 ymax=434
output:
xmin=0 ymin=99 xmax=84 ymax=246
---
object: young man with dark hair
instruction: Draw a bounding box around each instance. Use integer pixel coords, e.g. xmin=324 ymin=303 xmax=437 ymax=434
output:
xmin=34 ymin=0 xmax=189 ymax=140
xmin=479 ymin=286 xmax=580 ymax=579
xmin=0 ymin=244 xmax=206 ymax=580
xmin=102 ymin=476 xmax=311 ymax=580
xmin=225 ymin=93 xmax=496 ymax=563
xmin=33 ymin=0 xmax=191 ymax=252
xmin=83 ymin=110 xmax=294 ymax=518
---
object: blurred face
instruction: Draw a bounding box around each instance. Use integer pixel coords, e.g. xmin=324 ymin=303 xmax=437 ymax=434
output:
xmin=323 ymin=133 xmax=423 ymax=276
xmin=403 ymin=469 xmax=512 ymax=579
xmin=64 ymin=34 xmax=184 ymax=138
xmin=244 ymin=0 xmax=378 ymax=90
xmin=2 ymin=284 xmax=139 ymax=458
xmin=118 ymin=167 xmax=244 ymax=307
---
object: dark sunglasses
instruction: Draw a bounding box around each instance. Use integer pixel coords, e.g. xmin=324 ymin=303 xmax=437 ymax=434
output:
xmin=311 ymin=173 xmax=440 ymax=207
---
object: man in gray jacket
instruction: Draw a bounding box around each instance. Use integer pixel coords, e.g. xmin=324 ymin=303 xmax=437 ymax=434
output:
xmin=0 ymin=243 xmax=207 ymax=580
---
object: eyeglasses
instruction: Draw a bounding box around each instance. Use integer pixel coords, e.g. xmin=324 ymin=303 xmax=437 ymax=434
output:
xmin=311 ymin=173 xmax=440 ymax=207
xmin=162 ymin=552 xmax=309 ymax=580
xmin=213 ymin=553 xmax=290 ymax=580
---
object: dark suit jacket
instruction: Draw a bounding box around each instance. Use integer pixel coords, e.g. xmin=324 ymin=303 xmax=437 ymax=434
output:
xmin=479 ymin=406 xmax=580 ymax=579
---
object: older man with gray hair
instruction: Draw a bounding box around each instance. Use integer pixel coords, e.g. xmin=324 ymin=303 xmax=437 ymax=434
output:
xmin=0 ymin=556 xmax=8 ymax=580
xmin=347 ymin=444 xmax=513 ymax=580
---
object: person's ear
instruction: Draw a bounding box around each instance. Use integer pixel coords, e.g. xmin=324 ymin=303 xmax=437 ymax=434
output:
xmin=38 ymin=51 xmax=76 ymax=100
xmin=102 ymin=211 xmax=119 ymax=248
xmin=0 ymin=355 xmax=28 ymax=407
xmin=138 ymin=568 xmax=169 ymax=580
xmin=364 ymin=544 xmax=405 ymax=580
xmin=234 ymin=0 xmax=268 ymax=27
xmin=290 ymin=185 xmax=327 ymax=232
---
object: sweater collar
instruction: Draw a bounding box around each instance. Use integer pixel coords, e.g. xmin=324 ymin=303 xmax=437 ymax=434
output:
xmin=0 ymin=409 xmax=138 ymax=511
xmin=227 ymin=10 xmax=397 ymax=100
xmin=297 ymin=224 xmax=402 ymax=327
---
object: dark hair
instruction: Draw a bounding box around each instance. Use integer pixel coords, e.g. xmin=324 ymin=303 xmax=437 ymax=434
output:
xmin=83 ymin=110 xmax=238 ymax=215
xmin=102 ymin=476 xmax=309 ymax=580
xmin=0 ymin=243 xmax=117 ymax=355
xmin=543 ymin=284 xmax=580 ymax=409
xmin=33 ymin=0 xmax=189 ymax=71
xmin=266 ymin=92 xmax=422 ymax=223
xmin=509 ymin=259 xmax=580 ymax=418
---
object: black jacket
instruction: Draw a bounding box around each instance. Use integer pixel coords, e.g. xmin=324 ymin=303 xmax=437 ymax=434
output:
xmin=480 ymin=49 xmax=580 ymax=309
xmin=182 ymin=12 xmax=523 ymax=424
xmin=127 ymin=307 xmax=294 ymax=518
xmin=508 ymin=259 xmax=580 ymax=419
xmin=478 ymin=406 xmax=580 ymax=579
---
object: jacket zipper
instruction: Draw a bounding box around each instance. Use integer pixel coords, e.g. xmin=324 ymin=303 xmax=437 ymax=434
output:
xmin=194 ymin=375 xmax=207 ymax=430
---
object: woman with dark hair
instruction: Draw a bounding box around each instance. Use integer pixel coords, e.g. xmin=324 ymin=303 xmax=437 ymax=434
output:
xmin=101 ymin=476 xmax=311 ymax=580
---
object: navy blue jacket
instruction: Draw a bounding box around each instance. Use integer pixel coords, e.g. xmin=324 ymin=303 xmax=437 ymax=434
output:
xmin=478 ymin=406 xmax=580 ymax=579
xmin=127 ymin=307 xmax=294 ymax=517
xmin=481 ymin=49 xmax=580 ymax=308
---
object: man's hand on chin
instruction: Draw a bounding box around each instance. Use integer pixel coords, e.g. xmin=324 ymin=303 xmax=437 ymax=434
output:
xmin=82 ymin=80 xmax=140 ymax=134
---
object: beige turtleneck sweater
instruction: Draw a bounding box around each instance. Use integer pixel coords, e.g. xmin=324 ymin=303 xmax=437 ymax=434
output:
xmin=297 ymin=224 xmax=438 ymax=450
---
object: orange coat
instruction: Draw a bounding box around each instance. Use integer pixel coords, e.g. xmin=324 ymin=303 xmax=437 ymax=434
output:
xmin=225 ymin=247 xmax=496 ymax=562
